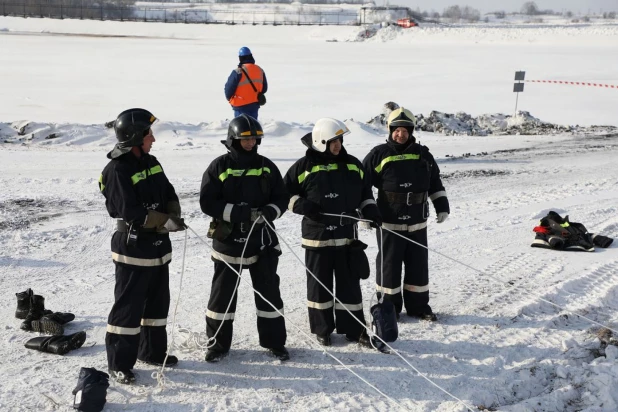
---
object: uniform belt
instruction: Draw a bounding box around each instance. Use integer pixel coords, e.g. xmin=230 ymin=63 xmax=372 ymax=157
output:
xmin=383 ymin=191 xmax=427 ymax=205
xmin=116 ymin=220 xmax=157 ymax=233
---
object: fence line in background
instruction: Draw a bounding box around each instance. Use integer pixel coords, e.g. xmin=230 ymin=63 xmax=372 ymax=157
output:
xmin=0 ymin=2 xmax=361 ymax=26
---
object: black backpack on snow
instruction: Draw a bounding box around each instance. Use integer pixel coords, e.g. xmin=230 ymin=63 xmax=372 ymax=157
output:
xmin=72 ymin=367 xmax=109 ymax=412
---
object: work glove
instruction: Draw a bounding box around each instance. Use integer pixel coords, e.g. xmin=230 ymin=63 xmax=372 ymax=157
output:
xmin=250 ymin=208 xmax=262 ymax=222
xmin=259 ymin=205 xmax=278 ymax=223
xmin=143 ymin=210 xmax=170 ymax=230
xmin=362 ymin=206 xmax=383 ymax=228
xmin=369 ymin=216 xmax=383 ymax=229
xmin=167 ymin=200 xmax=181 ymax=218
xmin=165 ymin=216 xmax=187 ymax=232
xmin=593 ymin=235 xmax=613 ymax=248
xmin=436 ymin=212 xmax=449 ymax=223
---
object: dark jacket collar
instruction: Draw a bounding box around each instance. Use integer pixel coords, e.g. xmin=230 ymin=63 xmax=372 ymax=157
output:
xmin=305 ymin=146 xmax=349 ymax=163
xmin=387 ymin=136 xmax=416 ymax=153
xmin=222 ymin=140 xmax=259 ymax=167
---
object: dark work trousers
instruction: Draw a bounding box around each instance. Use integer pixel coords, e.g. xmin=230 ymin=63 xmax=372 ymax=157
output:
xmin=206 ymin=259 xmax=286 ymax=352
xmin=305 ymin=248 xmax=366 ymax=339
xmin=233 ymin=105 xmax=259 ymax=120
xmin=106 ymin=263 xmax=170 ymax=371
xmin=375 ymin=227 xmax=429 ymax=315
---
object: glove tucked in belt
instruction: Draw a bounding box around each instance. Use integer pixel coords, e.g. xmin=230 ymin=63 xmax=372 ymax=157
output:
xmin=116 ymin=220 xmax=157 ymax=233
xmin=382 ymin=191 xmax=427 ymax=205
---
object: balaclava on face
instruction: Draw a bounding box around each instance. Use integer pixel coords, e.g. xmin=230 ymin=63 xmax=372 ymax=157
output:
xmin=388 ymin=126 xmax=415 ymax=151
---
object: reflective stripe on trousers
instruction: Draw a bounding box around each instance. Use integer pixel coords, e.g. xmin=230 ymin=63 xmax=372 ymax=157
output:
xmin=112 ymin=252 xmax=172 ymax=267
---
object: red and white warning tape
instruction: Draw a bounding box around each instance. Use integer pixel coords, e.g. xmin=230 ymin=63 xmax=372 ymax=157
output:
xmin=526 ymin=80 xmax=618 ymax=89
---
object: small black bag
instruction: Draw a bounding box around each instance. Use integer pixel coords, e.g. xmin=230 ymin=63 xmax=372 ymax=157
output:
xmin=257 ymin=92 xmax=267 ymax=106
xmin=72 ymin=367 xmax=109 ymax=412
xmin=347 ymin=239 xmax=370 ymax=280
xmin=370 ymin=299 xmax=398 ymax=344
xmin=240 ymin=65 xmax=266 ymax=107
xmin=255 ymin=243 xmax=282 ymax=285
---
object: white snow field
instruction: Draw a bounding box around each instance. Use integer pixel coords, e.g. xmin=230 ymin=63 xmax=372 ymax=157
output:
xmin=2 ymin=16 xmax=618 ymax=412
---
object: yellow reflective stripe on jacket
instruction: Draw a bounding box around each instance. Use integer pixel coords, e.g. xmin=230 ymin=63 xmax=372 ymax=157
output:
xmin=375 ymin=154 xmax=420 ymax=173
xmin=560 ymin=222 xmax=569 ymax=228
xmin=98 ymin=174 xmax=105 ymax=192
xmin=297 ymin=163 xmax=363 ymax=184
xmin=131 ymin=165 xmax=163 ymax=185
xmin=346 ymin=164 xmax=364 ymax=179
xmin=218 ymin=167 xmax=271 ymax=182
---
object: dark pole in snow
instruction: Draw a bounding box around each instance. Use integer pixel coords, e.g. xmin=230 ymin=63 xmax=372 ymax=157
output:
xmin=513 ymin=71 xmax=526 ymax=117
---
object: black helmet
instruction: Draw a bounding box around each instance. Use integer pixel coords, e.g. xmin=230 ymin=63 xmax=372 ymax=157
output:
xmin=108 ymin=108 xmax=157 ymax=159
xmin=224 ymin=114 xmax=264 ymax=148
xmin=114 ymin=108 xmax=157 ymax=145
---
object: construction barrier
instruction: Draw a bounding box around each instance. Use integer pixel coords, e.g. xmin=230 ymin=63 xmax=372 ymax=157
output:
xmin=526 ymin=80 xmax=618 ymax=89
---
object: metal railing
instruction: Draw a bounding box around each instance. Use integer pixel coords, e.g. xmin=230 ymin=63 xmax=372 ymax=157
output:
xmin=0 ymin=2 xmax=361 ymax=26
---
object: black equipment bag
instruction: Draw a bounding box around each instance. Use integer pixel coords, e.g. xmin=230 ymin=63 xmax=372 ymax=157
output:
xmin=72 ymin=367 xmax=109 ymax=412
xmin=370 ymin=299 xmax=399 ymax=344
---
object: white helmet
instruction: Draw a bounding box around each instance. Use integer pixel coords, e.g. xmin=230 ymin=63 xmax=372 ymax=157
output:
xmin=304 ymin=118 xmax=350 ymax=153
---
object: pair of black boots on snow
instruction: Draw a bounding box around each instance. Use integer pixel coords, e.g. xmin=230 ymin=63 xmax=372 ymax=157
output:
xmin=316 ymin=331 xmax=373 ymax=348
xmin=16 ymin=288 xmax=86 ymax=355
xmin=205 ymin=347 xmax=290 ymax=363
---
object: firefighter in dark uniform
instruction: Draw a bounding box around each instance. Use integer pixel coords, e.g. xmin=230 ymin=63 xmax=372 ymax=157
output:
xmin=362 ymin=108 xmax=449 ymax=321
xmin=284 ymin=118 xmax=382 ymax=347
xmin=199 ymin=114 xmax=289 ymax=362
xmin=99 ymin=108 xmax=186 ymax=384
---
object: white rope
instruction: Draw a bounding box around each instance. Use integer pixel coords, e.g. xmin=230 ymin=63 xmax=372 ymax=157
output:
xmin=187 ymin=226 xmax=409 ymax=411
xmin=368 ymin=226 xmax=386 ymax=352
xmin=264 ymin=219 xmax=475 ymax=412
xmin=154 ymin=227 xmax=190 ymax=387
xmin=205 ymin=218 xmax=261 ymax=350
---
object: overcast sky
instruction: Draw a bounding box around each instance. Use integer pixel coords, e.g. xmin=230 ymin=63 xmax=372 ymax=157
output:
xmin=393 ymin=0 xmax=618 ymax=14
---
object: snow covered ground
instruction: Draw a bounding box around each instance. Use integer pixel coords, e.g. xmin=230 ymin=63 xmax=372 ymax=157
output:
xmin=1 ymin=16 xmax=618 ymax=412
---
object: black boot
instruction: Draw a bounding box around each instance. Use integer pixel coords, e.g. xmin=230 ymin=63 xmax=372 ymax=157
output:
xmin=20 ymin=294 xmax=47 ymax=331
xmin=15 ymin=289 xmax=33 ymax=319
xmin=108 ymin=369 xmax=136 ymax=385
xmin=407 ymin=306 xmax=438 ymax=322
xmin=139 ymin=354 xmax=178 ymax=367
xmin=24 ymin=331 xmax=86 ymax=355
xmin=267 ymin=346 xmax=290 ymax=361
xmin=31 ymin=312 xmax=75 ymax=335
xmin=345 ymin=331 xmax=374 ymax=349
xmin=316 ymin=334 xmax=331 ymax=346
xmin=205 ymin=349 xmax=228 ymax=363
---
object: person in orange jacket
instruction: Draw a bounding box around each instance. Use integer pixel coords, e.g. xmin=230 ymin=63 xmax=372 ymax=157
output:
xmin=224 ymin=47 xmax=268 ymax=120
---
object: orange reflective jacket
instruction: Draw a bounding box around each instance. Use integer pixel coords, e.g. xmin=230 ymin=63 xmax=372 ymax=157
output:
xmin=229 ymin=64 xmax=264 ymax=107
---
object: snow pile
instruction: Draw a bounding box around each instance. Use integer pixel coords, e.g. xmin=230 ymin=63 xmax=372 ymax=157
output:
xmin=4 ymin=108 xmax=616 ymax=149
xmin=367 ymin=103 xmax=618 ymax=136
xmin=0 ymin=118 xmax=310 ymax=148
xmin=343 ymin=23 xmax=618 ymax=45
xmin=0 ymin=120 xmax=112 ymax=146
